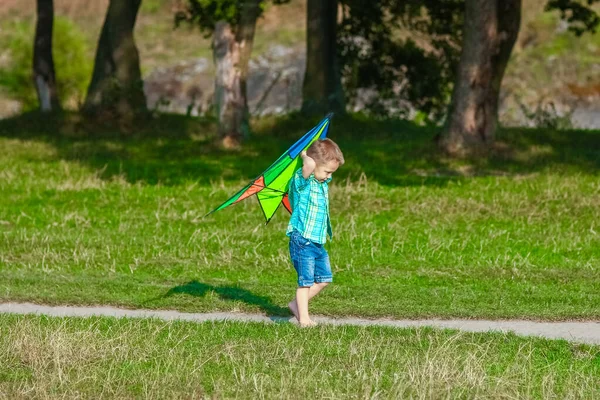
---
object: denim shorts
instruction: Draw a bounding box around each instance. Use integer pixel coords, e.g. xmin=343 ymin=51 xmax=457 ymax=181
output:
xmin=289 ymin=230 xmax=333 ymax=287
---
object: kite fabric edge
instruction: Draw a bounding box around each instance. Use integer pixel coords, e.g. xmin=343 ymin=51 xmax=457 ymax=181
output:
xmin=207 ymin=113 xmax=333 ymax=223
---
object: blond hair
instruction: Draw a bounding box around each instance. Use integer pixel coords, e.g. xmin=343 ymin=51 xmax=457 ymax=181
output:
xmin=306 ymin=138 xmax=345 ymax=166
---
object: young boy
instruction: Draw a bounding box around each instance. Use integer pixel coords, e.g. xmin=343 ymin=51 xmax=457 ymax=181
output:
xmin=286 ymin=138 xmax=344 ymax=327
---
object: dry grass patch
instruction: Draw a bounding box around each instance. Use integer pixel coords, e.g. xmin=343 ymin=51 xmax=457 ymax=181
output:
xmin=1 ymin=315 xmax=600 ymax=399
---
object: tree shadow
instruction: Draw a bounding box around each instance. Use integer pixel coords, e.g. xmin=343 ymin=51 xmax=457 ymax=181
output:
xmin=0 ymin=110 xmax=457 ymax=188
xmin=161 ymin=280 xmax=291 ymax=317
xmin=1 ymin=110 xmax=599 ymax=189
xmin=490 ymin=126 xmax=600 ymax=172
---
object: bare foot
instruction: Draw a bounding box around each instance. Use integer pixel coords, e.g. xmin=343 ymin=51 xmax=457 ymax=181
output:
xmin=288 ymin=300 xmax=299 ymax=322
xmin=299 ymin=319 xmax=317 ymax=328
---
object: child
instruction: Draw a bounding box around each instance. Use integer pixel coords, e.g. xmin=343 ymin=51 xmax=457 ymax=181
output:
xmin=286 ymin=138 xmax=344 ymax=327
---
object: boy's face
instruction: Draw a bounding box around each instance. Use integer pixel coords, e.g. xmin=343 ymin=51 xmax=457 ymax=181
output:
xmin=313 ymin=160 xmax=339 ymax=182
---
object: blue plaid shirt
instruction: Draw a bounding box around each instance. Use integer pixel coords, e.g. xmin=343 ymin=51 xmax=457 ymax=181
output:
xmin=286 ymin=168 xmax=333 ymax=244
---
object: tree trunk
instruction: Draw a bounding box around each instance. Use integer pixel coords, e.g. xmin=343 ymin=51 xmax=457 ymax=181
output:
xmin=33 ymin=0 xmax=60 ymax=112
xmin=84 ymin=0 xmax=146 ymax=118
xmin=301 ymin=0 xmax=345 ymax=116
xmin=212 ymin=1 xmax=260 ymax=149
xmin=237 ymin=0 xmax=261 ymax=122
xmin=439 ymin=0 xmax=521 ymax=157
xmin=213 ymin=21 xmax=244 ymax=148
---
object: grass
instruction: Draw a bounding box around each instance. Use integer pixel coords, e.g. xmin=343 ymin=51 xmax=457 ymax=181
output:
xmin=1 ymin=314 xmax=600 ymax=398
xmin=1 ymin=112 xmax=600 ymax=320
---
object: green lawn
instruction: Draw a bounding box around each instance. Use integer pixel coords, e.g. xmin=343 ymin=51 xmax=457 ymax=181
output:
xmin=1 ymin=112 xmax=600 ymax=319
xmin=1 ymin=314 xmax=599 ymax=398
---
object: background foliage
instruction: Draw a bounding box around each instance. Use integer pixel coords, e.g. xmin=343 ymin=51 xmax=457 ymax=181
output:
xmin=0 ymin=16 xmax=92 ymax=110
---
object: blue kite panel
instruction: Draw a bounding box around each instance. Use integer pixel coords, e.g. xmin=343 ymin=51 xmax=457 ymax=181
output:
xmin=288 ymin=115 xmax=331 ymax=158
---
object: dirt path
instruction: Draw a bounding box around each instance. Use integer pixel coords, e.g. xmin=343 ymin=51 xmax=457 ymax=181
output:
xmin=2 ymin=302 xmax=599 ymax=345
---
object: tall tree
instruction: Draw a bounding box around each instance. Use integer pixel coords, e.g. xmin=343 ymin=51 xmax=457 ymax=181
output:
xmin=302 ymin=0 xmax=345 ymax=115
xmin=177 ymin=0 xmax=268 ymax=148
xmin=438 ymin=0 xmax=521 ymax=156
xmin=439 ymin=0 xmax=599 ymax=156
xmin=84 ymin=0 xmax=146 ymax=118
xmin=33 ymin=0 xmax=60 ymax=112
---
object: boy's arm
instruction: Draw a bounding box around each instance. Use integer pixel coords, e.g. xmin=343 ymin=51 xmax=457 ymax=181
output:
xmin=301 ymin=150 xmax=316 ymax=179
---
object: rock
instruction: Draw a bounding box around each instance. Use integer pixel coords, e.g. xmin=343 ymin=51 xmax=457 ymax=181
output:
xmin=144 ymin=58 xmax=213 ymax=117
xmin=143 ymin=45 xmax=306 ymax=117
xmin=0 ymin=95 xmax=22 ymax=118
xmin=139 ymin=43 xmax=600 ymax=129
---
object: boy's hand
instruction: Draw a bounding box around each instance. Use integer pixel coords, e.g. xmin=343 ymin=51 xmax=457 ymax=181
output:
xmin=301 ymin=151 xmax=316 ymax=179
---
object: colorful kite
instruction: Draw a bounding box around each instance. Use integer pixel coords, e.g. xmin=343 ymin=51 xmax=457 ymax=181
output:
xmin=207 ymin=113 xmax=333 ymax=223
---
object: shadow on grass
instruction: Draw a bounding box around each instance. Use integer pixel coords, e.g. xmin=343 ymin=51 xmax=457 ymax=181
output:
xmin=0 ymin=110 xmax=599 ymax=189
xmin=162 ymin=280 xmax=290 ymax=317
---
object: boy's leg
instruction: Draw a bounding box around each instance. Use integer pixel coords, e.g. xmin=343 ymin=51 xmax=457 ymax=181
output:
xmin=289 ymin=282 xmax=329 ymax=321
xmin=290 ymin=246 xmax=331 ymax=324
xmin=288 ymin=232 xmax=321 ymax=326
xmin=308 ymin=282 xmax=329 ymax=299
xmin=312 ymin=246 xmax=332 ymax=299
xmin=295 ymin=287 xmax=312 ymax=326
